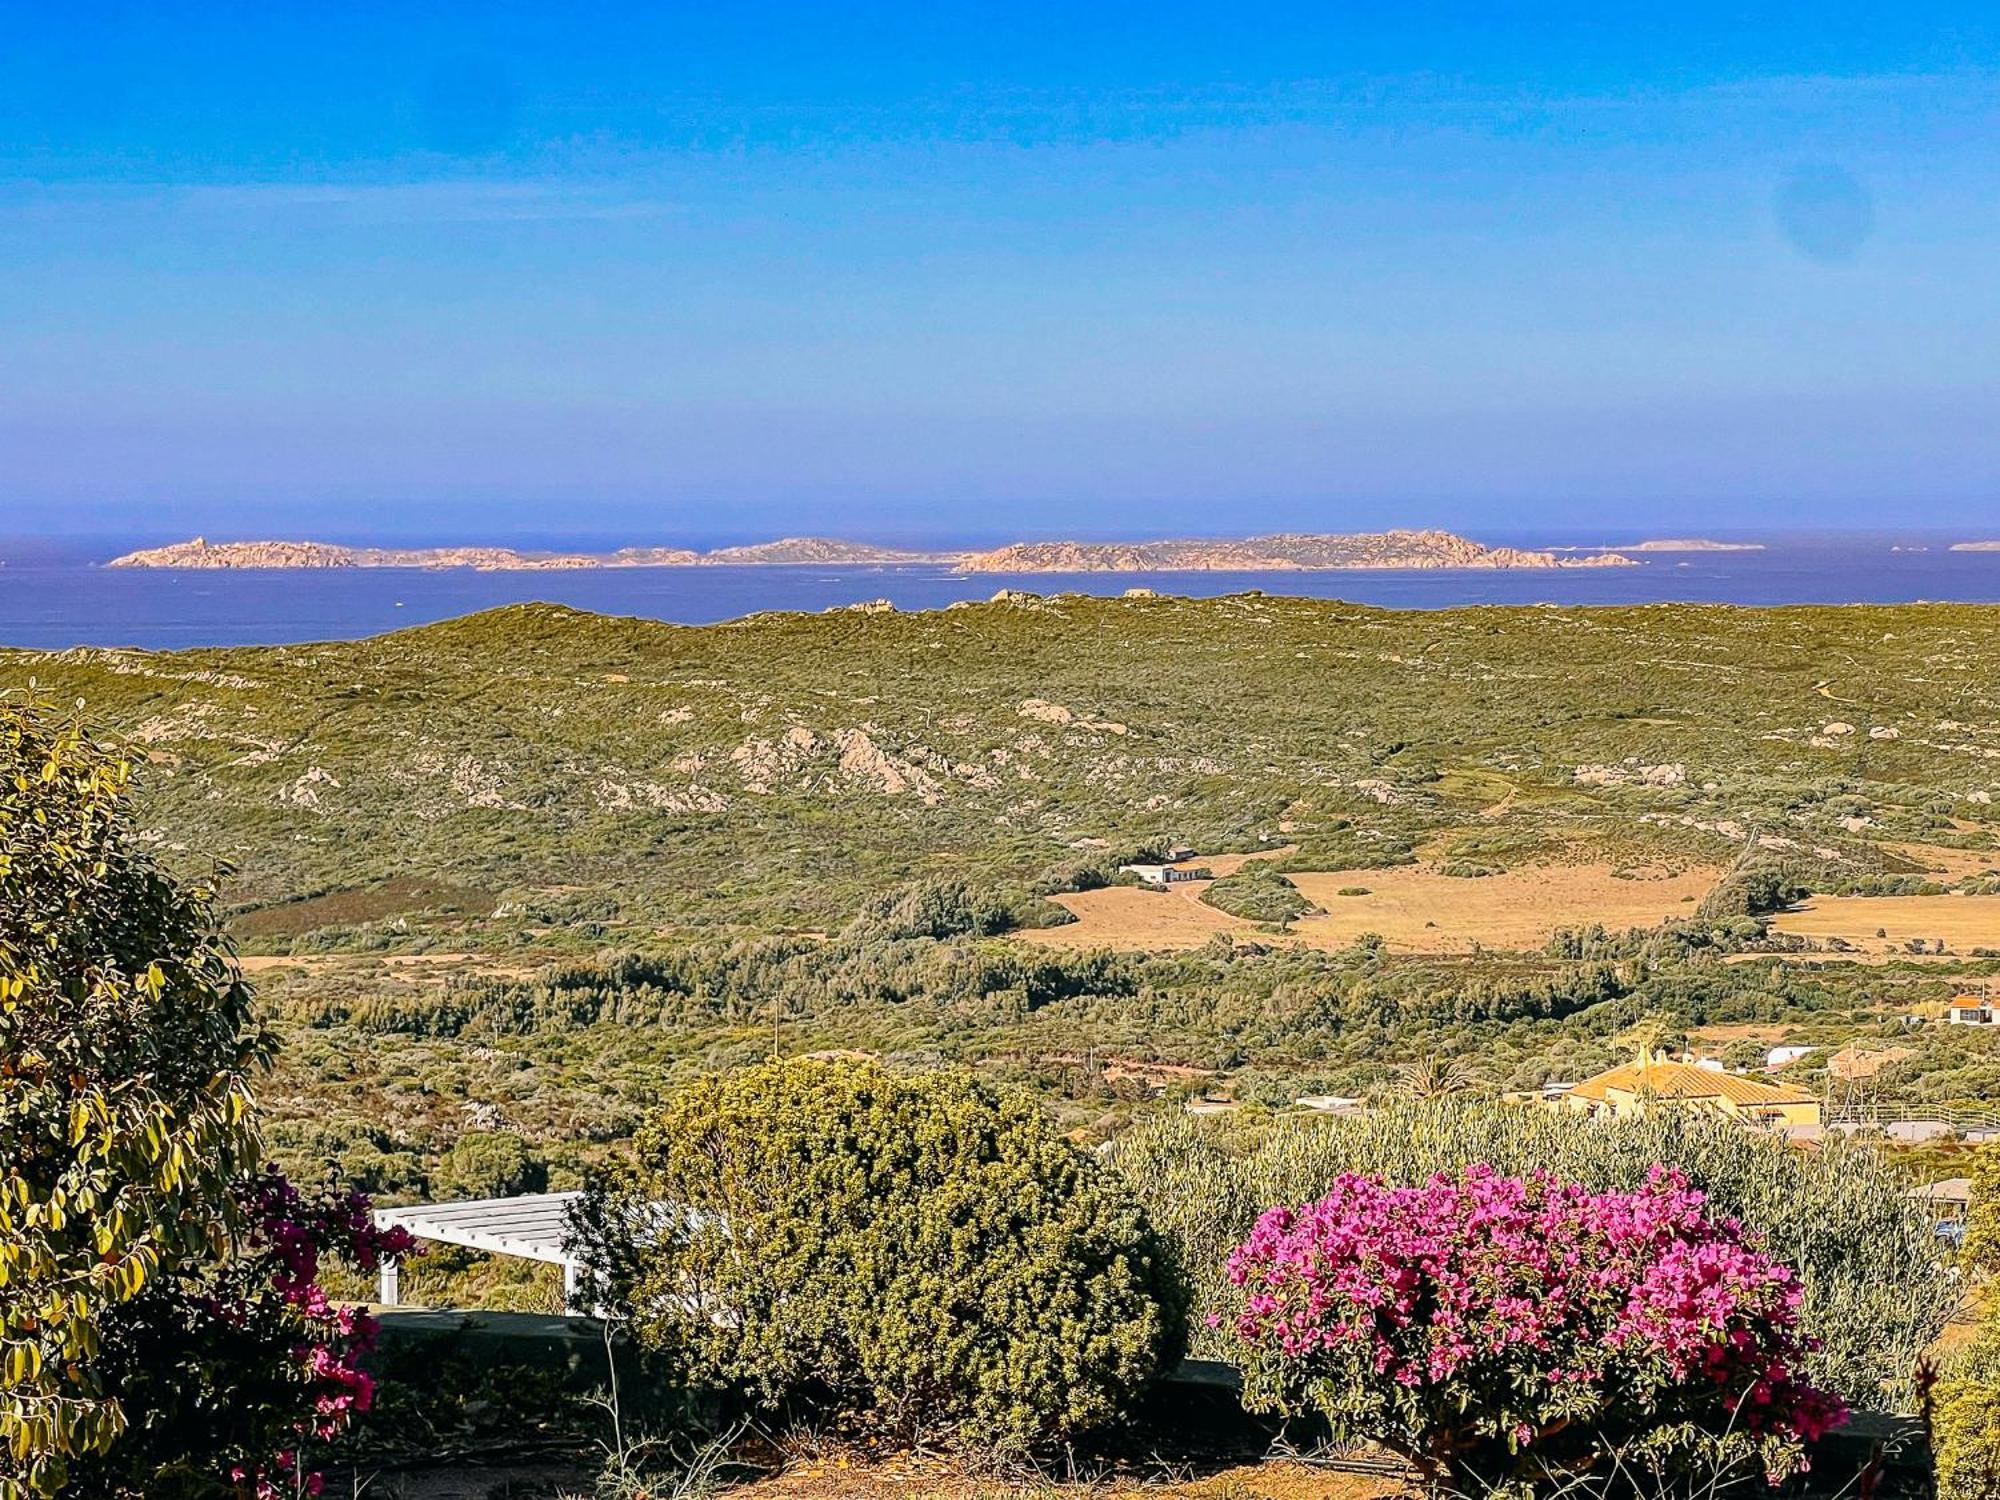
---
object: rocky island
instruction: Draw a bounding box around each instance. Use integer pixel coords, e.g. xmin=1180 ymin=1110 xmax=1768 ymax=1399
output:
xmin=955 ymin=529 xmax=1636 ymax=572
xmin=102 ymin=537 xmax=701 ymax=570
xmin=697 ymin=537 xmax=947 ymax=565
xmin=1615 ymin=538 xmax=1766 ymax=552
xmin=109 ymin=529 xmax=1636 ymax=573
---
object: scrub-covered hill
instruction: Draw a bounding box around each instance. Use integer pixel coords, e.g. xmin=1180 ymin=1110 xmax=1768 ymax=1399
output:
xmin=7 ymin=593 xmax=1998 ymax=943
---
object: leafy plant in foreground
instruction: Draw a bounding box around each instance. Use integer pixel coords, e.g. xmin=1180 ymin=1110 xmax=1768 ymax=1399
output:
xmin=0 ymin=701 xmax=409 ymax=1498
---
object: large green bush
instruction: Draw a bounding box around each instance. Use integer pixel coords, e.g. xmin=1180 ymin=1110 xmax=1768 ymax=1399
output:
xmin=1108 ymin=1099 xmax=1953 ymax=1412
xmin=577 ymin=1058 xmax=1184 ymax=1447
xmin=1201 ymin=865 xmax=1317 ymax=925
xmin=1935 ymin=1317 xmax=2000 ymax=1500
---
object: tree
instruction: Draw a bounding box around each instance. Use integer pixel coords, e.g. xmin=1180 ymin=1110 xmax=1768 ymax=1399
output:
xmin=576 ymin=1058 xmax=1184 ymax=1448
xmin=0 ymin=701 xmax=406 ymax=1498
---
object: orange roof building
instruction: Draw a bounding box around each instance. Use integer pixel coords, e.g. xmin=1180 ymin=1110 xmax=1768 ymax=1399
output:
xmin=1562 ymin=1049 xmax=1821 ymax=1128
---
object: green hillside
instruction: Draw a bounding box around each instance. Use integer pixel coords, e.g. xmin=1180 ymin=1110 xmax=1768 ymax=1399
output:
xmin=7 ymin=593 xmax=1997 ymax=937
xmin=8 ymin=594 xmax=2000 ymax=1201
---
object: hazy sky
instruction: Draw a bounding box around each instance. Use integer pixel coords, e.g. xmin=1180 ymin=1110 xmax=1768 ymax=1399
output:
xmin=3 ymin=4 xmax=1997 ymax=542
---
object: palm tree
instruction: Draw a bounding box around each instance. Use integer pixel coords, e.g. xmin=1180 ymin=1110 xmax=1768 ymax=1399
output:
xmin=1399 ymin=1055 xmax=1475 ymax=1099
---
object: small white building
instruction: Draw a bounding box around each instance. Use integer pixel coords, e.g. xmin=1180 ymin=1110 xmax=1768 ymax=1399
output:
xmin=1120 ymin=862 xmax=1202 ymax=887
xmin=1766 ymin=1045 xmax=1815 ymax=1070
xmin=1947 ymin=999 xmax=1999 ymax=1027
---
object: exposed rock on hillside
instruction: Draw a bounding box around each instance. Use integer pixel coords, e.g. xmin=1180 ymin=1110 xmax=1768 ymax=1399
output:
xmin=958 ymin=530 xmax=1636 ymax=572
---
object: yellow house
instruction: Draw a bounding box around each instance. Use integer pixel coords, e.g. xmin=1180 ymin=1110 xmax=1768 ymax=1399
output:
xmin=1562 ymin=1049 xmax=1821 ymax=1129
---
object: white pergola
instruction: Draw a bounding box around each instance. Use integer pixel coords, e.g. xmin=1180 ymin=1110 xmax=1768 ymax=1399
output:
xmin=373 ymin=1191 xmax=592 ymax=1313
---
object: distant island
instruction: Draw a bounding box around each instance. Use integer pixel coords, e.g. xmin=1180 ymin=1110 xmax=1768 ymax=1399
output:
xmin=957 ymin=530 xmax=1634 ymax=572
xmin=108 ymin=529 xmax=1637 ymax=573
xmin=1616 ymin=539 xmax=1766 ymax=553
xmin=106 ymin=536 xmax=928 ymax=571
xmin=1949 ymin=541 xmax=2000 ymax=552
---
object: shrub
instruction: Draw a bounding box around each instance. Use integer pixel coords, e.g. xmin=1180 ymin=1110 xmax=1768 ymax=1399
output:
xmin=65 ymin=1172 xmax=413 ymax=1500
xmin=576 ymin=1059 xmax=1183 ymax=1448
xmin=1935 ymin=1317 xmax=2000 ymax=1500
xmin=432 ymin=1131 xmax=550 ymax=1200
xmin=1203 ymin=866 xmax=1317 ymax=925
xmin=1436 ymin=859 xmax=1504 ymax=878
xmin=1220 ymin=1166 xmax=1845 ymax=1492
xmin=1963 ymin=1144 xmax=2000 ymax=1273
xmin=842 ymin=878 xmax=1017 ymax=940
xmin=1108 ymin=1100 xmax=1952 ymax=1411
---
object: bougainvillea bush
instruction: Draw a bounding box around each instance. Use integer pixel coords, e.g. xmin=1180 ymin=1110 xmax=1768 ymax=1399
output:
xmin=1219 ymin=1165 xmax=1846 ymax=1494
xmin=60 ymin=1172 xmax=416 ymax=1500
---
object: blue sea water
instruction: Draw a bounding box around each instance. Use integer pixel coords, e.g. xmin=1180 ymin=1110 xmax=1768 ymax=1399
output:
xmin=1 ymin=537 xmax=1997 ymax=651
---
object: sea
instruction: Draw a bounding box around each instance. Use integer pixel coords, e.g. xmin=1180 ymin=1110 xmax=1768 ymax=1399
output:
xmin=2 ymin=534 xmax=1997 ymax=652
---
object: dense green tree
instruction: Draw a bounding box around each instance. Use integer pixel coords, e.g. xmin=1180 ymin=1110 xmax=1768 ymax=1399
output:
xmin=577 ymin=1058 xmax=1184 ymax=1448
xmin=1963 ymin=1144 xmax=2000 ymax=1273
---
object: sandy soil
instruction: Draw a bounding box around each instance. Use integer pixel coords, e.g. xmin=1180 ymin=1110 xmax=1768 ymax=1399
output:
xmin=1020 ymin=862 xmax=1718 ymax=956
xmin=1768 ymin=893 xmax=2000 ymax=956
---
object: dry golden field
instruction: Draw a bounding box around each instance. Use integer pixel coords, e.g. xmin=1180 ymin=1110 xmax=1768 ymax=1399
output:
xmin=1021 ymin=860 xmax=1718 ymax=955
xmin=1768 ymin=893 xmax=2000 ymax=957
xmin=1881 ymin=839 xmax=2000 ymax=880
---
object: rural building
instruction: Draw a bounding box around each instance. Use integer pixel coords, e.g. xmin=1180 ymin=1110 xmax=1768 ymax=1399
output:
xmin=1561 ymin=1048 xmax=1821 ymax=1128
xmin=1120 ymin=862 xmax=1202 ymax=886
xmin=1907 ymin=1177 xmax=1974 ymax=1241
xmin=1947 ymin=997 xmax=1999 ymax=1026
xmin=1293 ymin=1094 xmax=1365 ymax=1114
xmin=1765 ymin=1045 xmax=1815 ymax=1070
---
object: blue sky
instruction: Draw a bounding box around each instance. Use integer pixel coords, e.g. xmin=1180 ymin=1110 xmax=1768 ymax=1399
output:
xmin=3 ymin=3 xmax=1996 ymax=542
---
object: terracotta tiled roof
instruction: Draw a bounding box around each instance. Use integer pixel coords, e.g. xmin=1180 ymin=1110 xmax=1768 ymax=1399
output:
xmin=1568 ymin=1059 xmax=1816 ymax=1107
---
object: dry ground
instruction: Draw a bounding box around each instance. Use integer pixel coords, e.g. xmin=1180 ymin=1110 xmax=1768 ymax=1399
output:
xmin=1767 ymin=893 xmax=2000 ymax=957
xmin=373 ymin=1453 xmax=1402 ymax=1500
xmin=235 ymin=952 xmax=542 ymax=980
xmin=1021 ymin=861 xmax=1717 ymax=956
xmin=731 ymin=1455 xmax=1401 ymax=1500
xmin=1881 ymin=839 xmax=2000 ymax=880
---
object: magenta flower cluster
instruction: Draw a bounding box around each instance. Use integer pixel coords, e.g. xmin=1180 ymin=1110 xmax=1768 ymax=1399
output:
xmin=226 ymin=1170 xmax=419 ymax=1500
xmin=1219 ymin=1165 xmax=1846 ymax=1481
